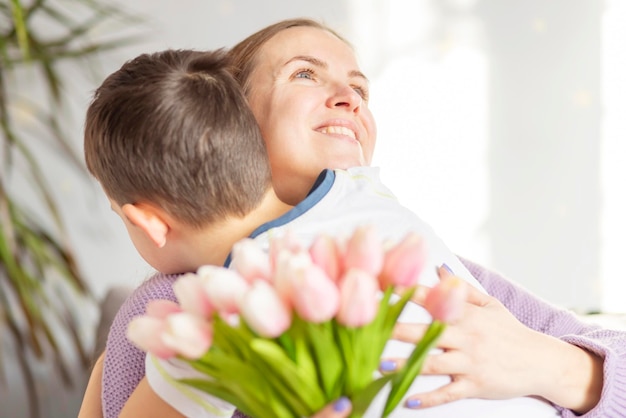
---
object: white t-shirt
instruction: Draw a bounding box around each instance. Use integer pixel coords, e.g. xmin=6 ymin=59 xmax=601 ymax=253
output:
xmin=146 ymin=167 xmax=559 ymax=417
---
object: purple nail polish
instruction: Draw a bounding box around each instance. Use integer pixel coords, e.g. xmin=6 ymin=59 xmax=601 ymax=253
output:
xmin=334 ymin=397 xmax=351 ymax=412
xmin=441 ymin=263 xmax=453 ymax=273
xmin=406 ymin=399 xmax=422 ymax=409
xmin=379 ymin=360 xmax=397 ymax=372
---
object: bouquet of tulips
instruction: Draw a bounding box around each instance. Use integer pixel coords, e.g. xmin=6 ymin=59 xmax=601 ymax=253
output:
xmin=127 ymin=226 xmax=466 ymax=418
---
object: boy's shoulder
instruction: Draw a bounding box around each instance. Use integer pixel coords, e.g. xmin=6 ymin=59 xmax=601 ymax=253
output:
xmin=133 ymin=272 xmax=181 ymax=306
xmin=114 ymin=272 xmax=181 ymax=321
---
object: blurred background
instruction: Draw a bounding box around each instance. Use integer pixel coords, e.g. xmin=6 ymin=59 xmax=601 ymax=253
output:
xmin=1 ymin=0 xmax=624 ymax=416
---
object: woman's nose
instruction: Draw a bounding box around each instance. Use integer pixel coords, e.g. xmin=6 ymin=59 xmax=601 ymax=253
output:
xmin=328 ymin=85 xmax=362 ymax=113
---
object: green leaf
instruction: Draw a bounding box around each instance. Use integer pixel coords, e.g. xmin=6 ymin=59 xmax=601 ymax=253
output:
xmin=383 ymin=320 xmax=447 ymax=416
xmin=183 ymin=348 xmax=278 ymax=416
xmin=251 ymin=338 xmax=327 ymax=414
xmin=277 ymin=329 xmax=296 ymax=360
xmin=338 ymin=287 xmax=416 ymax=397
xmin=383 ymin=287 xmax=416 ymax=334
xmin=10 ymin=0 xmax=29 ymax=58
xmin=349 ymin=373 xmax=395 ymax=418
xmin=211 ymin=315 xmax=255 ymax=359
xmin=188 ymin=319 xmax=326 ymax=417
xmin=305 ymin=320 xmax=344 ymax=399
xmin=336 ymin=324 xmax=357 ymax=394
xmin=180 ymin=377 xmax=266 ymax=418
xmin=291 ymin=323 xmax=318 ymax=389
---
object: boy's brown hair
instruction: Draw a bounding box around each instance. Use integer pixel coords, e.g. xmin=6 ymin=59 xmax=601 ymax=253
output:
xmin=84 ymin=49 xmax=271 ymax=228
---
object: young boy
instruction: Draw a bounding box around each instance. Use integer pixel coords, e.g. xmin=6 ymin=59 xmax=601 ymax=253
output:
xmin=82 ymin=49 xmax=558 ymax=417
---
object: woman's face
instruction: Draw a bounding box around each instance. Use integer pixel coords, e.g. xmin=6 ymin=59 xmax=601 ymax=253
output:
xmin=246 ymin=26 xmax=377 ymax=204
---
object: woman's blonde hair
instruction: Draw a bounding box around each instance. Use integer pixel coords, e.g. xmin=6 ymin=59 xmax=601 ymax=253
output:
xmin=228 ymin=18 xmax=351 ymax=96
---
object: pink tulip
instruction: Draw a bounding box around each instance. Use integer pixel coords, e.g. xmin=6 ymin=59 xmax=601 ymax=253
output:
xmin=173 ymin=273 xmax=214 ymax=318
xmin=145 ymin=299 xmax=183 ymax=318
xmin=196 ymin=265 xmax=250 ymax=314
xmin=268 ymin=229 xmax=303 ymax=270
xmin=290 ymin=264 xmax=341 ymax=323
xmin=424 ymin=274 xmax=468 ymax=322
xmin=160 ymin=312 xmax=213 ymax=359
xmin=336 ymin=269 xmax=380 ymax=327
xmin=240 ymin=281 xmax=292 ymax=338
xmin=230 ymin=238 xmax=272 ymax=282
xmin=272 ymin=249 xmax=312 ymax=305
xmin=343 ymin=225 xmax=384 ymax=277
xmin=309 ymin=234 xmax=342 ymax=281
xmin=379 ymin=233 xmax=427 ymax=289
xmin=126 ymin=316 xmax=177 ymax=359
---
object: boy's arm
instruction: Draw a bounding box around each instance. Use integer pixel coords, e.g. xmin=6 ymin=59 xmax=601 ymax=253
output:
xmin=78 ymin=352 xmax=105 ymax=418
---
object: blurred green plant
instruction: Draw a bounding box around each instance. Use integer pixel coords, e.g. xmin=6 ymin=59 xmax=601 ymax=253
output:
xmin=1 ymin=1 xmax=141 ymax=416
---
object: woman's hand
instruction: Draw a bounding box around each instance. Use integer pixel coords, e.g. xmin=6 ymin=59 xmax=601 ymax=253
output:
xmin=311 ymin=397 xmax=352 ymax=417
xmin=383 ymin=267 xmax=603 ymax=414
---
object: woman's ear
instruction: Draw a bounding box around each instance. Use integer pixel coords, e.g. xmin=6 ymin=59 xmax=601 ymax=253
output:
xmin=121 ymin=203 xmax=169 ymax=248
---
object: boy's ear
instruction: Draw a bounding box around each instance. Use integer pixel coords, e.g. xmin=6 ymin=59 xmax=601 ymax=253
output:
xmin=121 ymin=203 xmax=169 ymax=248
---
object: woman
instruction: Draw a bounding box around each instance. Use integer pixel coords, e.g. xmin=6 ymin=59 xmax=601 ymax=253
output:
xmin=83 ymin=18 xmax=625 ymax=418
xmin=225 ymin=18 xmax=620 ymax=416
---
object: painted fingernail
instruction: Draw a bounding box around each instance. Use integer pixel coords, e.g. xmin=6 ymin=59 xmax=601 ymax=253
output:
xmin=406 ymin=399 xmax=422 ymax=409
xmin=379 ymin=360 xmax=397 ymax=372
xmin=333 ymin=397 xmax=351 ymax=412
xmin=441 ymin=263 xmax=454 ymax=273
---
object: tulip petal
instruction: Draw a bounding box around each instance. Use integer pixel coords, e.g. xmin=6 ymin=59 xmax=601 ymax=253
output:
xmin=197 ymin=265 xmax=250 ymax=314
xmin=173 ymin=273 xmax=214 ymax=318
xmin=241 ymin=281 xmax=292 ymax=338
xmin=379 ymin=233 xmax=427 ymax=289
xmin=336 ymin=269 xmax=380 ymax=327
xmin=424 ymin=274 xmax=468 ymax=322
xmin=161 ymin=312 xmax=212 ymax=359
xmin=126 ymin=316 xmax=176 ymax=359
xmin=309 ymin=234 xmax=342 ymax=281
xmin=145 ymin=299 xmax=183 ymax=319
xmin=290 ymin=264 xmax=340 ymax=323
xmin=343 ymin=225 xmax=384 ymax=277
xmin=230 ymin=238 xmax=272 ymax=282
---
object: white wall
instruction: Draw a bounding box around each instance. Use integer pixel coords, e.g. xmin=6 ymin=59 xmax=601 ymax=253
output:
xmin=356 ymin=0 xmax=626 ymax=313
xmin=350 ymin=0 xmax=626 ymax=313
xmin=12 ymin=0 xmax=625 ymax=314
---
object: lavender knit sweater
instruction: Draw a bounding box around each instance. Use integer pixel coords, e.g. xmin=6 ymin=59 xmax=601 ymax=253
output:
xmin=102 ymin=258 xmax=626 ymax=417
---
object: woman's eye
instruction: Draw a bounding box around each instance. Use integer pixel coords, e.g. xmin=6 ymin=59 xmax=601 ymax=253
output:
xmin=294 ymin=69 xmax=315 ymax=80
xmin=352 ymin=85 xmax=369 ymax=101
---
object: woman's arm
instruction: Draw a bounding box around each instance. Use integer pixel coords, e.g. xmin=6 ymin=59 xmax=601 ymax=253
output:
xmin=388 ymin=259 xmax=626 ymax=417
xmin=462 ymin=257 xmax=626 ymax=417
xmin=394 ymin=278 xmax=602 ymax=413
xmin=78 ymin=352 xmax=105 ymax=418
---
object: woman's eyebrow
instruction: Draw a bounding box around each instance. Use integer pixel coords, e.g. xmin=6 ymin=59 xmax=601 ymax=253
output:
xmin=285 ymin=55 xmax=326 ymax=68
xmin=350 ymin=69 xmax=369 ymax=83
xmin=285 ymin=55 xmax=369 ymax=82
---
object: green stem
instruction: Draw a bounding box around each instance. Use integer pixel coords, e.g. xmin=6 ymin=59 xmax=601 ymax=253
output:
xmin=383 ymin=320 xmax=447 ymax=416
